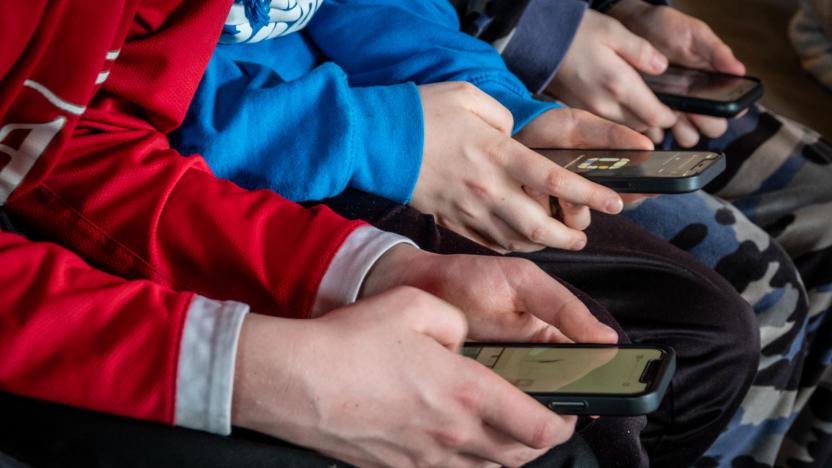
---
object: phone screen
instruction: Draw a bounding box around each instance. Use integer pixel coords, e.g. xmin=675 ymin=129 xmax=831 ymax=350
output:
xmin=642 ymin=67 xmax=758 ymax=102
xmin=536 ymin=149 xmax=720 ymax=178
xmin=462 ymin=345 xmax=663 ymax=394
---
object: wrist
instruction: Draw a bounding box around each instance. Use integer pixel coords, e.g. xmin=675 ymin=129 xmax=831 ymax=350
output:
xmin=358 ymin=243 xmax=425 ymax=300
xmin=230 ymin=313 xmax=309 ymax=434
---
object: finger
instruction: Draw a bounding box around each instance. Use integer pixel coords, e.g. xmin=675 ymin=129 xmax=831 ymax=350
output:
xmin=620 ymin=193 xmax=659 ymax=205
xmin=505 ymin=145 xmax=624 ymax=215
xmin=609 ymin=104 xmax=654 ymax=133
xmin=692 ymin=24 xmax=746 ymax=75
xmin=609 ymin=20 xmax=669 ymax=75
xmin=645 ymin=127 xmax=665 ymax=144
xmin=476 ymin=372 xmax=578 ymax=450
xmin=611 ymin=65 xmax=676 ymax=129
xmin=523 ymin=185 xmax=552 ymax=216
xmin=493 ymin=191 xmax=587 ymax=250
xmin=670 ymin=114 xmax=700 ymax=148
xmin=474 ymin=213 xmax=546 ymax=254
xmin=555 ymin=199 xmax=592 ymax=232
xmin=687 ymin=113 xmax=728 ymax=139
xmin=455 ymin=82 xmax=515 ymax=136
xmin=512 ymin=268 xmax=619 ymax=344
xmin=582 ymin=92 xmax=653 ymax=132
xmin=515 ymin=108 xmax=654 ymax=150
xmin=459 ymin=423 xmax=551 ymax=467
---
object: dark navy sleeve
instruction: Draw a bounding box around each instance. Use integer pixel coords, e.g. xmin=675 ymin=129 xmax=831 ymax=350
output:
xmin=498 ymin=0 xmax=589 ymax=94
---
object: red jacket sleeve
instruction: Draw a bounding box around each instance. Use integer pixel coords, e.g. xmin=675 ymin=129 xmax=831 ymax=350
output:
xmin=3 ymin=0 xmax=366 ymax=317
xmin=0 ymin=230 xmax=194 ymax=425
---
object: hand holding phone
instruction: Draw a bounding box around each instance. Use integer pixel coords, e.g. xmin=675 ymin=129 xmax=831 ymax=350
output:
xmin=462 ymin=343 xmax=676 ymax=415
xmin=642 ymin=65 xmax=763 ymax=118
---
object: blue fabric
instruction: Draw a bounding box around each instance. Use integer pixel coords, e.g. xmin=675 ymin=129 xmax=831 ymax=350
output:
xmin=173 ymin=0 xmax=558 ymax=204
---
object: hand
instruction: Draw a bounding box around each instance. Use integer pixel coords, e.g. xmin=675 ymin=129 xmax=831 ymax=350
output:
xmin=514 ymin=108 xmax=657 ymax=206
xmin=360 ymin=244 xmax=618 ymax=344
xmin=545 ymin=9 xmax=677 ymax=133
xmin=412 ymin=82 xmax=626 ymax=253
xmin=233 ymin=287 xmax=574 ymax=467
xmin=609 ymin=0 xmax=746 ymax=146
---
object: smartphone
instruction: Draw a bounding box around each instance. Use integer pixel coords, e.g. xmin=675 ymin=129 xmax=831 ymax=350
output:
xmin=535 ymin=148 xmax=725 ymax=193
xmin=462 ymin=343 xmax=675 ymax=415
xmin=642 ymin=65 xmax=763 ymax=117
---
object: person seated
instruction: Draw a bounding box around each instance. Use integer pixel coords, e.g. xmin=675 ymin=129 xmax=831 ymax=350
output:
xmin=0 ymin=1 xmax=613 ymax=466
xmin=171 ymin=1 xmax=761 ymax=466
xmin=462 ymin=0 xmax=832 ymax=465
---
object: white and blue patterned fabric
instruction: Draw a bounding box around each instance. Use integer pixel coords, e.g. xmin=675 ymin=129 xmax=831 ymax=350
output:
xmin=220 ymin=0 xmax=324 ymax=44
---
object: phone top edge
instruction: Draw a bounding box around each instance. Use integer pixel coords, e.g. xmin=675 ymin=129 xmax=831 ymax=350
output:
xmin=654 ymin=84 xmax=763 ymax=118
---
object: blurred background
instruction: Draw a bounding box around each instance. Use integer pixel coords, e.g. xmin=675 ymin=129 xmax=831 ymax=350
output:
xmin=675 ymin=0 xmax=832 ymax=138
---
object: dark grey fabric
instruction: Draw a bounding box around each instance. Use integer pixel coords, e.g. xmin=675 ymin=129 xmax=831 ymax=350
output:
xmin=0 ymin=392 xmax=599 ymax=468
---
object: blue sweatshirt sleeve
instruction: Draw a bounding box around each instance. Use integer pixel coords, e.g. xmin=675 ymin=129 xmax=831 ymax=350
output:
xmin=171 ymin=42 xmax=424 ymax=204
xmin=307 ymin=0 xmax=560 ymax=133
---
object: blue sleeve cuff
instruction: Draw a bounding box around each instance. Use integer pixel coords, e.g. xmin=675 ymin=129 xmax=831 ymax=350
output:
xmin=500 ymin=0 xmax=588 ymax=94
xmin=473 ymin=80 xmax=562 ymax=135
xmin=348 ymin=81 xmax=424 ymax=204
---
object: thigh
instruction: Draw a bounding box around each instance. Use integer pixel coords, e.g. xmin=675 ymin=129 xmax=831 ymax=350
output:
xmin=663 ymin=106 xmax=832 ymax=466
xmin=664 ymin=104 xmax=832 ymax=316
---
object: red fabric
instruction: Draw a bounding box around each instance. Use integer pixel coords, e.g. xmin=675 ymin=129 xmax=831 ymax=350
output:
xmin=0 ymin=0 xmax=366 ymax=425
xmin=0 ymin=230 xmax=193 ymax=424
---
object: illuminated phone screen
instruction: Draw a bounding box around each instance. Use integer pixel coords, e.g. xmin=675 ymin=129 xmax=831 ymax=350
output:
xmin=536 ymin=149 xmax=719 ymax=178
xmin=642 ymin=67 xmax=758 ymax=101
xmin=462 ymin=345 xmax=663 ymax=394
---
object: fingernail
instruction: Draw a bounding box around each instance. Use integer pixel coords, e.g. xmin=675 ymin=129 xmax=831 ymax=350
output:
xmin=605 ymin=197 xmax=623 ymax=214
xmin=652 ymin=53 xmax=668 ymax=72
xmin=571 ymin=237 xmax=586 ymax=250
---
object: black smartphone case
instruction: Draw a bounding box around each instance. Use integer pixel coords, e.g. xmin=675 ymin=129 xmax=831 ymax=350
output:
xmin=654 ymin=76 xmax=764 ymax=118
xmin=532 ymin=345 xmax=676 ymax=416
xmin=585 ymin=154 xmax=726 ymax=193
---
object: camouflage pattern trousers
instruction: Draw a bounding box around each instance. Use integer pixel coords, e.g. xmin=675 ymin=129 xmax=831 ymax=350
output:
xmin=622 ymin=104 xmax=832 ymax=467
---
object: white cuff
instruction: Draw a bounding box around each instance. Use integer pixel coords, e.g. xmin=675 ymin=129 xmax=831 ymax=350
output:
xmin=311 ymin=225 xmax=417 ymax=317
xmin=175 ymin=295 xmax=249 ymax=435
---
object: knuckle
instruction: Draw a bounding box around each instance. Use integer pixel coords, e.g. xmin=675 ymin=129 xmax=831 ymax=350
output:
xmin=584 ymin=98 xmax=612 ymax=120
xmin=464 ymin=179 xmax=496 ymax=203
xmin=454 ymin=378 xmax=486 ymax=412
xmin=602 ymin=74 xmax=626 ymax=99
xmin=434 ymin=423 xmax=472 ymax=449
xmin=527 ymin=223 xmax=551 ymax=245
xmin=643 ymin=112 xmax=668 ymax=129
xmin=544 ymin=169 xmax=567 ymax=195
xmin=529 ymin=419 xmax=566 ymax=449
xmin=456 ymin=81 xmax=481 ymax=100
xmin=485 ymin=134 xmax=514 ymax=163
